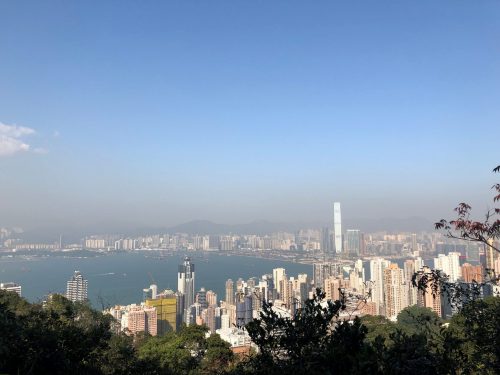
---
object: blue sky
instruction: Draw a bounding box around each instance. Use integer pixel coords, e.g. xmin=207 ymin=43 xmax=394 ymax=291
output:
xmin=0 ymin=1 xmax=499 ymax=232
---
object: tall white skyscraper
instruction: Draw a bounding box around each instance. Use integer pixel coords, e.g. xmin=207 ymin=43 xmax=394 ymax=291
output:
xmin=178 ymin=257 xmax=195 ymax=324
xmin=333 ymin=202 xmax=342 ymax=253
xmin=66 ymin=271 xmax=88 ymax=302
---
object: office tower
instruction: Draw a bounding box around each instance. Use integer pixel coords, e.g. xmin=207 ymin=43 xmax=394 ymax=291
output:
xmin=333 ymin=202 xmax=342 ymax=253
xmin=434 ymin=252 xmax=461 ymax=282
xmin=416 ymin=266 xmax=442 ymax=317
xmin=235 ymin=295 xmax=246 ymax=328
xmin=196 ymin=287 xmax=208 ymax=310
xmin=345 ymin=230 xmax=361 ymax=256
xmin=146 ymin=290 xmax=177 ymax=334
xmin=384 ymin=264 xmax=408 ymax=320
xmin=370 ymin=258 xmax=391 ymax=315
xmin=225 ymin=279 xmax=234 ymax=305
xmin=461 ymin=263 xmax=483 ymax=283
xmin=273 ymin=268 xmax=286 ymax=297
xmin=66 ymin=270 xmax=88 ymax=302
xmin=320 ymin=227 xmax=331 ymax=253
xmin=126 ymin=305 xmax=157 ymax=336
xmin=0 ymin=282 xmax=22 ymax=296
xmin=178 ymin=257 xmax=195 ymax=324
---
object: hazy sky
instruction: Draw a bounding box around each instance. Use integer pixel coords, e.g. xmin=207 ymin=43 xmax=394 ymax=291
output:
xmin=0 ymin=1 xmax=499 ymax=232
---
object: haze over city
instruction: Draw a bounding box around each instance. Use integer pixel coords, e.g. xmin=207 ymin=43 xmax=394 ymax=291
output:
xmin=1 ymin=1 xmax=499 ymax=235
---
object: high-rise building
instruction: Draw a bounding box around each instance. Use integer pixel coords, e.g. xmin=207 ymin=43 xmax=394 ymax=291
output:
xmin=370 ymin=258 xmax=391 ymax=315
xmin=313 ymin=262 xmax=343 ymax=290
xmin=434 ymin=252 xmax=461 ymax=282
xmin=461 ymin=263 xmax=483 ymax=283
xmin=485 ymin=239 xmax=498 ymax=271
xmin=411 ymin=233 xmax=418 ymax=253
xmin=403 ymin=259 xmax=420 ymax=307
xmin=384 ymin=264 xmax=408 ymax=320
xmin=225 ymin=279 xmax=234 ymax=305
xmin=273 ymin=268 xmax=286 ymax=297
xmin=323 ymin=276 xmax=347 ymax=301
xmin=0 ymin=282 xmax=22 ymax=296
xmin=345 ymin=230 xmax=361 ymax=256
xmin=178 ymin=257 xmax=195 ymax=324
xmin=206 ymin=290 xmax=218 ymax=307
xmin=196 ymin=287 xmax=208 ymax=310
xmin=333 ymin=202 xmax=342 ymax=253
xmin=320 ymin=227 xmax=331 ymax=253
xmin=66 ymin=271 xmax=88 ymax=302
xmin=145 ymin=290 xmax=177 ymax=334
xmin=126 ymin=305 xmax=157 ymax=336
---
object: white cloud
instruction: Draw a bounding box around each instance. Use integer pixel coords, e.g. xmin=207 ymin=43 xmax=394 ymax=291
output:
xmin=0 ymin=122 xmax=37 ymax=156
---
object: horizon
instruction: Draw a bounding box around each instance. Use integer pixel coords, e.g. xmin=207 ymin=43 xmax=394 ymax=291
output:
xmin=1 ymin=1 xmax=499 ymax=231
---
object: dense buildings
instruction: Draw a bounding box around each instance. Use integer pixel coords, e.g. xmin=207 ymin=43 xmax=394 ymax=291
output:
xmin=66 ymin=271 xmax=88 ymax=302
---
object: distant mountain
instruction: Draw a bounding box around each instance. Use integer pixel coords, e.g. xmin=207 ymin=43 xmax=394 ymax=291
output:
xmin=16 ymin=216 xmax=435 ymax=242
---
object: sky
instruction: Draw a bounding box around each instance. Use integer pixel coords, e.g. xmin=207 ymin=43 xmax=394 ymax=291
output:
xmin=0 ymin=1 xmax=499 ymax=234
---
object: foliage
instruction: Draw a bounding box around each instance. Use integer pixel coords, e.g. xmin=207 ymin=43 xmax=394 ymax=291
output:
xmin=2 ymin=288 xmax=500 ymax=374
xmin=0 ymin=290 xmax=234 ymax=375
xmin=435 ymin=164 xmax=500 ymax=253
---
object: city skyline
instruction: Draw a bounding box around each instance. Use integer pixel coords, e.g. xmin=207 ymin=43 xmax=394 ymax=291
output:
xmin=0 ymin=2 xmax=499 ymax=231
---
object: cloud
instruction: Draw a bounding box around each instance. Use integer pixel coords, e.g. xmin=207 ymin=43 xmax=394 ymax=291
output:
xmin=0 ymin=122 xmax=37 ymax=156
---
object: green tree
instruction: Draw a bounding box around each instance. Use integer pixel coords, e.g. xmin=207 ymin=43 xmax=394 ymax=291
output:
xmin=242 ymin=289 xmax=370 ymax=374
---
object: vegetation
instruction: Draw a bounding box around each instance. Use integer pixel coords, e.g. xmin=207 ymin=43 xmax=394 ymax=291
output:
xmin=2 ymin=289 xmax=499 ymax=374
xmin=0 ymin=290 xmax=233 ymax=375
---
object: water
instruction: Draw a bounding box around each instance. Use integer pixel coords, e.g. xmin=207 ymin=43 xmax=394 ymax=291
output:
xmin=0 ymin=252 xmax=312 ymax=308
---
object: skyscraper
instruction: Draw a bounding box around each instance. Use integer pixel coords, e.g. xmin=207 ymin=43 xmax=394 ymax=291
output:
xmin=66 ymin=271 xmax=88 ymax=302
xmin=333 ymin=202 xmax=342 ymax=253
xmin=384 ymin=264 xmax=408 ymax=320
xmin=345 ymin=229 xmax=361 ymax=256
xmin=434 ymin=252 xmax=461 ymax=282
xmin=320 ymin=227 xmax=331 ymax=253
xmin=178 ymin=257 xmax=195 ymax=324
xmin=225 ymin=279 xmax=234 ymax=305
xmin=370 ymin=258 xmax=391 ymax=315
xmin=273 ymin=268 xmax=286 ymax=298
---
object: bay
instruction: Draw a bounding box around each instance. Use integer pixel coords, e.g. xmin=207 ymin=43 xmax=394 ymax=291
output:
xmin=0 ymin=252 xmax=312 ymax=308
